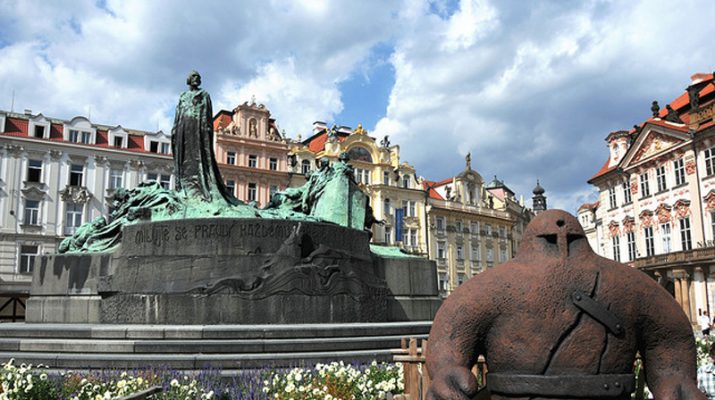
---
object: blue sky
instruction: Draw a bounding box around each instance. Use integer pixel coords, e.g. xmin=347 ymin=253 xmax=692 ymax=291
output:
xmin=0 ymin=0 xmax=714 ymax=212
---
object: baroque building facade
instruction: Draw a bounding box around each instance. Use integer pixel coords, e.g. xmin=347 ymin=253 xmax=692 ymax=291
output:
xmin=0 ymin=109 xmax=173 ymax=321
xmin=423 ymin=157 xmax=534 ymax=296
xmin=288 ymin=122 xmax=428 ymax=254
xmin=213 ymin=101 xmax=290 ymax=207
xmin=580 ymin=72 xmax=715 ymax=325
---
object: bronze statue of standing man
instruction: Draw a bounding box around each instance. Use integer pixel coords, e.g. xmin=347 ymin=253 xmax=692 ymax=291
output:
xmin=171 ymin=70 xmax=235 ymax=204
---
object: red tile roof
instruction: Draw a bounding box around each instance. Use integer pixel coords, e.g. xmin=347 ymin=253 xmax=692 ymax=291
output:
xmin=213 ymin=110 xmax=233 ymax=131
xmin=578 ymin=201 xmax=599 ymax=211
xmin=304 ymin=131 xmax=349 ymax=153
xmin=589 ymin=73 xmax=715 ymax=182
xmin=421 ymin=178 xmax=452 ymax=200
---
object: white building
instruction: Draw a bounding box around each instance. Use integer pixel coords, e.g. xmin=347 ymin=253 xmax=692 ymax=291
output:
xmin=0 ymin=109 xmax=173 ymax=321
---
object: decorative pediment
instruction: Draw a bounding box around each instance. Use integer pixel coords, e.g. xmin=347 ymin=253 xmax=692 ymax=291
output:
xmin=59 ymin=186 xmax=92 ymax=204
xmin=622 ymin=216 xmax=635 ymax=233
xmin=639 ymin=210 xmax=654 ymax=227
xmin=608 ymin=221 xmax=620 ymax=237
xmin=21 ymin=183 xmax=48 ymax=201
xmin=673 ymin=199 xmax=691 ymax=219
xmin=621 ymin=126 xmax=689 ymax=169
xmin=704 ymin=190 xmax=715 ymax=210
xmin=654 ymin=203 xmax=672 ymax=224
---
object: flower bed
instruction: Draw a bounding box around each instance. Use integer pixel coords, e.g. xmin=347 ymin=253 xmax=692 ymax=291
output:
xmin=0 ymin=359 xmax=403 ymax=400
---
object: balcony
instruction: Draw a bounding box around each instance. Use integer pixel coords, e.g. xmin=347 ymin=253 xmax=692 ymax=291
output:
xmin=633 ymin=246 xmax=715 ymax=270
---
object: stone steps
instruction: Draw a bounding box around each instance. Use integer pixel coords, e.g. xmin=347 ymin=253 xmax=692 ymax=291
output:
xmin=0 ymin=321 xmax=431 ymax=370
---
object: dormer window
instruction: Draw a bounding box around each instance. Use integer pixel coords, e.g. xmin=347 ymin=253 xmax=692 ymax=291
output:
xmin=109 ymin=127 xmax=129 ymax=148
xmin=149 ymin=141 xmax=159 ymax=153
xmin=161 ymin=143 xmax=170 ymax=154
xmin=113 ymin=136 xmax=124 ymax=147
xmin=0 ymin=113 xmax=5 ymax=133
xmin=28 ymin=115 xmax=50 ymax=139
xmin=63 ymin=117 xmax=96 ymax=144
xmin=69 ymin=130 xmax=92 ymax=144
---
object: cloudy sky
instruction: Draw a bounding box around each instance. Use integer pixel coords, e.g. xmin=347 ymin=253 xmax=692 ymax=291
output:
xmin=1 ymin=0 xmax=713 ymax=212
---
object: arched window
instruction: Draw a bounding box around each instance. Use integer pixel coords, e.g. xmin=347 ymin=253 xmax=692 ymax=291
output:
xmin=347 ymin=146 xmax=372 ymax=163
xmin=301 ymin=160 xmax=311 ymax=175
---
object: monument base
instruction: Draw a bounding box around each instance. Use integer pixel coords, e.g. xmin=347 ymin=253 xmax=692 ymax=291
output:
xmin=28 ymin=218 xmax=441 ymax=324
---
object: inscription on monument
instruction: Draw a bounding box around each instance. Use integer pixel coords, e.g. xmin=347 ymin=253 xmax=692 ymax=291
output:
xmin=134 ymin=221 xmax=295 ymax=247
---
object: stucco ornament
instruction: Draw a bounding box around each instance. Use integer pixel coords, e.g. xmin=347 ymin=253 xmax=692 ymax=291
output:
xmin=427 ymin=209 xmax=702 ymax=400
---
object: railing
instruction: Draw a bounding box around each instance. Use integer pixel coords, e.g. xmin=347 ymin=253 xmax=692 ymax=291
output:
xmin=633 ymin=246 xmax=715 ymax=269
xmin=393 ymin=337 xmax=646 ymax=400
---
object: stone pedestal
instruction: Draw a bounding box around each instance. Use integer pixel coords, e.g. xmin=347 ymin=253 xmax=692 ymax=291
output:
xmin=28 ymin=218 xmax=441 ymax=324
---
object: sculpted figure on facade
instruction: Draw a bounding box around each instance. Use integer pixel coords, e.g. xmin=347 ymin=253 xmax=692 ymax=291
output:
xmin=427 ymin=210 xmax=702 ymax=400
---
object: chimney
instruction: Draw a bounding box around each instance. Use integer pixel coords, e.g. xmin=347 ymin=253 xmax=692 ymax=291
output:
xmin=24 ymin=109 xmax=32 ymax=116
xmin=691 ymin=73 xmax=711 ymax=85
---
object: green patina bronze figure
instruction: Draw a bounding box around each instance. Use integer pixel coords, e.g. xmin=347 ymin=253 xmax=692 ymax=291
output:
xmin=172 ymin=70 xmax=237 ymax=204
xmin=58 ymin=72 xmax=378 ymax=254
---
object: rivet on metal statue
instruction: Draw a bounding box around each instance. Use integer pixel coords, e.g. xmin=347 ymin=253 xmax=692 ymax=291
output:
xmin=172 ymin=70 xmax=236 ymax=204
xmin=426 ymin=209 xmax=704 ymax=400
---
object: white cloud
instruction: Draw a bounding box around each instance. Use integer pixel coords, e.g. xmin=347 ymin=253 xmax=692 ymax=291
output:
xmin=375 ymin=0 xmax=715 ymax=213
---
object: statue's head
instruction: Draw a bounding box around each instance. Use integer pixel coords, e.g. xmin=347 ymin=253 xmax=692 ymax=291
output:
xmin=186 ymin=70 xmax=202 ymax=89
xmin=517 ymin=209 xmax=590 ymax=263
xmin=338 ymin=152 xmax=350 ymax=163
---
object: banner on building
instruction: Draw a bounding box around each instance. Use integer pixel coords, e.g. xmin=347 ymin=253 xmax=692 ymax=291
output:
xmin=395 ymin=208 xmax=404 ymax=242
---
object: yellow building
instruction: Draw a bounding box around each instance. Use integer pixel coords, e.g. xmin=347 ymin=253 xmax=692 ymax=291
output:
xmin=288 ymin=122 xmax=428 ymax=254
xmin=423 ymin=155 xmax=533 ymax=296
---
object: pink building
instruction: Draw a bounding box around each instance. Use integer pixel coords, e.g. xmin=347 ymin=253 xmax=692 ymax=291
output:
xmin=213 ymin=100 xmax=290 ymax=206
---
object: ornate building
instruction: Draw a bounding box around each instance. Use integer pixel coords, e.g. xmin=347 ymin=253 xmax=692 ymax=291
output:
xmin=580 ymin=72 xmax=715 ymax=325
xmin=423 ymin=156 xmax=533 ymax=296
xmin=213 ymin=100 xmax=291 ymax=206
xmin=0 ymin=109 xmax=174 ymax=321
xmin=288 ymin=122 xmax=428 ymax=254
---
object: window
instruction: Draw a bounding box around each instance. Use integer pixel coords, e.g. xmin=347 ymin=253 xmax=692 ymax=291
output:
xmin=269 ymin=185 xmax=278 ymax=199
xmin=644 ymin=226 xmax=655 ymax=256
xmin=612 ymin=236 xmax=621 ymax=262
xmin=499 ymin=226 xmax=506 ymax=238
xmin=248 ymin=155 xmax=257 ymax=168
xmin=456 ymin=245 xmax=463 ymax=260
xmin=384 ymin=226 xmax=391 ymax=244
xmin=226 ymin=180 xmax=236 ymax=196
xmin=383 ymin=171 xmax=390 ymax=185
xmin=486 ymin=224 xmax=492 ymax=235
xmin=65 ymin=203 xmax=83 ymax=235
xmin=711 ymin=211 xmax=715 ymax=242
xmin=248 ymin=183 xmax=257 ymax=202
xmin=706 ymin=147 xmax=715 ymax=176
xmin=24 ymin=200 xmax=39 ymax=225
xmin=27 ymin=160 xmax=42 ymax=183
xmin=301 ymin=160 xmax=311 ymax=175
xmin=499 ymin=248 xmax=507 ymax=263
xmin=627 ymin=232 xmax=636 ymax=261
xmin=109 ymin=169 xmax=123 ymax=189
xmin=69 ymin=164 xmax=84 ymax=186
xmin=159 ymin=174 xmax=171 ymax=189
xmin=34 ymin=125 xmax=45 ymax=138
xmin=81 ymin=131 xmax=91 ymax=144
xmin=456 ymin=220 xmax=463 ymax=235
xmin=408 ymin=201 xmax=416 ymax=217
xmin=69 ymin=130 xmax=79 ymax=143
xmin=19 ymin=245 xmax=39 ymax=274
xmin=402 ymin=175 xmax=410 ymax=188
xmin=471 ymin=245 xmax=481 ymax=262
xmin=439 ymin=273 xmax=448 ymax=292
xmin=622 ymin=181 xmax=632 ymax=204
xmin=674 ymin=158 xmax=685 ymax=186
xmin=409 ymin=229 xmax=417 ymax=248
xmin=226 ymin=152 xmax=236 ymax=165
xmin=355 ymin=168 xmax=370 ymax=185
xmin=436 ymin=217 xmax=444 ymax=231
xmin=486 ymin=248 xmax=494 ymax=263
xmin=608 ymin=186 xmax=617 ymax=209
xmin=149 ymin=141 xmax=159 ymax=153
xmin=656 ymin=166 xmax=667 ymax=192
xmin=640 ymin=173 xmax=650 ymax=197
xmin=680 ymin=217 xmax=692 ymax=251
xmin=457 ymin=274 xmax=465 ymax=286
xmin=437 ymin=241 xmax=446 ymax=259
xmin=384 ymin=198 xmax=391 ymax=214
xmin=269 ymin=158 xmax=278 ymax=171
xmin=147 ymin=173 xmax=158 ymax=183
xmin=161 ymin=143 xmax=170 ymax=154
xmin=661 ymin=223 xmax=671 ymax=253
xmin=471 ymin=222 xmax=479 ymax=236
xmin=113 ymin=136 xmax=124 ymax=148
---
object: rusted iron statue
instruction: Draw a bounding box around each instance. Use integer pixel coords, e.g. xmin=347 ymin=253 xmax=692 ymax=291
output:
xmin=427 ymin=210 xmax=703 ymax=400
